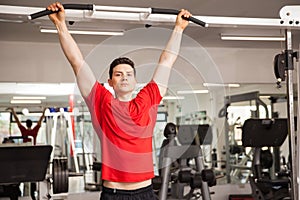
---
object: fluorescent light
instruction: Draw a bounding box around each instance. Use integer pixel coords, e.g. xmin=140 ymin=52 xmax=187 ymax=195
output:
xmin=163 ymin=96 xmax=185 ymax=100
xmin=228 ymin=84 xmax=240 ymax=87
xmin=221 ymin=34 xmax=285 ymax=41
xmin=14 ymin=83 xmax=76 ymax=95
xmin=10 ymin=100 xmax=41 ymax=104
xmin=177 ymin=90 xmax=209 ymax=94
xmin=40 ymin=28 xmax=124 ymax=36
xmin=260 ymin=95 xmax=271 ymax=99
xmin=0 ymin=19 xmax=24 ymax=23
xmin=203 ymin=83 xmax=240 ymax=87
xmin=13 ymin=96 xmax=46 ymax=100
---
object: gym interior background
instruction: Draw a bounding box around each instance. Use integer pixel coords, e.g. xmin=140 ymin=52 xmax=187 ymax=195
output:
xmin=0 ymin=0 xmax=300 ymax=199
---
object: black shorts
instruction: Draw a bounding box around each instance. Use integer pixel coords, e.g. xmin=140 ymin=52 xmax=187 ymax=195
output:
xmin=100 ymin=185 xmax=157 ymax=200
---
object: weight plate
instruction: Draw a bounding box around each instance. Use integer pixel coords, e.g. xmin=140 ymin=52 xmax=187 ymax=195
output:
xmin=53 ymin=159 xmax=59 ymax=194
xmin=53 ymin=158 xmax=69 ymax=194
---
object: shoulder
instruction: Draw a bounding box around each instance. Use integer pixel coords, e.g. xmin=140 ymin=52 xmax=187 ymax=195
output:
xmin=134 ymin=81 xmax=162 ymax=104
xmin=139 ymin=81 xmax=161 ymax=97
xmin=84 ymin=82 xmax=113 ymax=105
xmin=18 ymin=124 xmax=26 ymax=131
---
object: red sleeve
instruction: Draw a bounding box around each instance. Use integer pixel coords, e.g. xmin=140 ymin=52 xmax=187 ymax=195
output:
xmin=84 ymin=82 xmax=110 ymax=109
xmin=134 ymin=81 xmax=162 ymax=105
xmin=84 ymin=82 xmax=114 ymax=127
xmin=128 ymin=81 xmax=162 ymax=119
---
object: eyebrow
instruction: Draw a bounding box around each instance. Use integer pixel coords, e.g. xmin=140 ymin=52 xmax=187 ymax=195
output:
xmin=114 ymin=70 xmax=134 ymax=74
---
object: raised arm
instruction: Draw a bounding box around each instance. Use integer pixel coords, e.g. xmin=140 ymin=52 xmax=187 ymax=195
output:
xmin=47 ymin=2 xmax=83 ymax=75
xmin=47 ymin=2 xmax=96 ymax=97
xmin=152 ymin=9 xmax=191 ymax=96
xmin=7 ymin=107 xmax=22 ymax=127
xmin=37 ymin=108 xmax=47 ymax=126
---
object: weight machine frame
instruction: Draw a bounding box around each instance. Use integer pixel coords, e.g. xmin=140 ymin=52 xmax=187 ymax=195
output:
xmin=49 ymin=111 xmax=79 ymax=174
xmin=0 ymin=3 xmax=299 ymax=199
xmin=219 ymin=91 xmax=270 ymax=184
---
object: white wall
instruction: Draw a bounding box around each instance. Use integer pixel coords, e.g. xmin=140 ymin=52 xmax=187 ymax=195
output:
xmin=206 ymin=47 xmax=280 ymax=83
xmin=0 ymin=41 xmax=94 ymax=83
xmin=0 ymin=41 xmax=281 ymax=84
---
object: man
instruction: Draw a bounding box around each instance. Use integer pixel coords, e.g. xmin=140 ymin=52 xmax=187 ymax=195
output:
xmin=47 ymin=2 xmax=191 ymax=199
xmin=7 ymin=107 xmax=46 ymax=145
xmin=7 ymin=107 xmax=46 ymax=200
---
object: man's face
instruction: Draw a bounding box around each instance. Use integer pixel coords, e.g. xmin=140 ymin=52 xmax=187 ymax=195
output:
xmin=108 ymin=64 xmax=137 ymax=97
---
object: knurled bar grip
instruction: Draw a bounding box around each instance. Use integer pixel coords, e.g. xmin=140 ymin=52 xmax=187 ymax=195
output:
xmin=29 ymin=4 xmax=94 ymax=20
xmin=151 ymin=8 xmax=206 ymax=27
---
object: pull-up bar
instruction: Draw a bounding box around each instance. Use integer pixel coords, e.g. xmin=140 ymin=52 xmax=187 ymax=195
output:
xmin=1 ymin=4 xmax=300 ymax=28
xmin=28 ymin=3 xmax=207 ymax=27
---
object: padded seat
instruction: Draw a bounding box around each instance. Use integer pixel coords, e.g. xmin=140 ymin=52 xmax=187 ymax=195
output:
xmin=242 ymin=118 xmax=290 ymax=200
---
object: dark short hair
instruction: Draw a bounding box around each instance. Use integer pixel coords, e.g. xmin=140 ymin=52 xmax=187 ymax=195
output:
xmin=26 ymin=119 xmax=32 ymax=128
xmin=109 ymin=57 xmax=135 ymax=79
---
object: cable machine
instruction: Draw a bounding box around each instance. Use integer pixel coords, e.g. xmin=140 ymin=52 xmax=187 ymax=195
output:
xmin=218 ymin=91 xmax=270 ymax=184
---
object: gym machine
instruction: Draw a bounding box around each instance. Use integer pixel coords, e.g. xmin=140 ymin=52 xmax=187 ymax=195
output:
xmin=47 ymin=108 xmax=79 ymax=174
xmin=242 ymin=118 xmax=291 ymax=200
xmin=43 ymin=108 xmax=81 ymax=198
xmin=158 ymin=123 xmax=215 ymax=200
xmin=75 ymin=109 xmax=102 ymax=191
xmin=3 ymin=108 xmax=73 ymax=199
xmin=218 ymin=91 xmax=269 ymax=184
xmin=0 ymin=145 xmax=52 ymax=200
xmin=272 ymin=32 xmax=299 ymax=200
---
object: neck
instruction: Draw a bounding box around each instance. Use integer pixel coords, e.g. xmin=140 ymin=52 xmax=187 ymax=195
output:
xmin=116 ymin=92 xmax=132 ymax=102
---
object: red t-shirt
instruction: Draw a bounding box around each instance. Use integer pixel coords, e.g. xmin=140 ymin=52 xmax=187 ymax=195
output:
xmin=85 ymin=81 xmax=162 ymax=182
xmin=18 ymin=124 xmax=40 ymax=145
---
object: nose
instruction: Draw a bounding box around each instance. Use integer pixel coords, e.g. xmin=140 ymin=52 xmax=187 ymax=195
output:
xmin=121 ymin=74 xmax=128 ymax=80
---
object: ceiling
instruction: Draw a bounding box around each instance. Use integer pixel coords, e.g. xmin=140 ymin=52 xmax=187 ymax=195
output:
xmin=0 ymin=0 xmax=299 ymax=110
xmin=1 ymin=0 xmax=300 ymax=48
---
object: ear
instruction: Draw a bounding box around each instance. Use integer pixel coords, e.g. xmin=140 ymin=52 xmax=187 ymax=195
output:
xmin=108 ymin=79 xmax=113 ymax=87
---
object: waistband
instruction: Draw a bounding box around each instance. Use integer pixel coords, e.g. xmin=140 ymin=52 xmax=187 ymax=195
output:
xmin=102 ymin=184 xmax=153 ymax=195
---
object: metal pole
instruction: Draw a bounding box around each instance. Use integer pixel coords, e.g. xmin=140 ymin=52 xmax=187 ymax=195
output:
xmin=224 ymin=117 xmax=231 ymax=183
xmin=285 ymin=29 xmax=298 ymax=200
xmin=297 ymin=45 xmax=300 ymax=200
xmin=49 ymin=114 xmax=58 ymax=175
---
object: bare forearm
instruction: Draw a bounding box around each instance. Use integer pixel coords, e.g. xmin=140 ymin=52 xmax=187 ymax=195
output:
xmin=56 ymin=22 xmax=84 ymax=75
xmin=11 ymin=109 xmax=21 ymax=126
xmin=153 ymin=26 xmax=184 ymax=96
xmin=159 ymin=26 xmax=183 ymax=67
xmin=37 ymin=109 xmax=46 ymax=125
xmin=152 ymin=9 xmax=191 ymax=96
xmin=12 ymin=112 xmax=18 ymax=121
xmin=55 ymin=21 xmax=96 ymax=97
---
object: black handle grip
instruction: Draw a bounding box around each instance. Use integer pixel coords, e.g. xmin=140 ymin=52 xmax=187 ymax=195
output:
xmin=29 ymin=4 xmax=94 ymax=20
xmin=151 ymin=8 xmax=206 ymax=27
xmin=151 ymin=8 xmax=179 ymax=15
xmin=9 ymin=136 xmax=30 ymax=140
